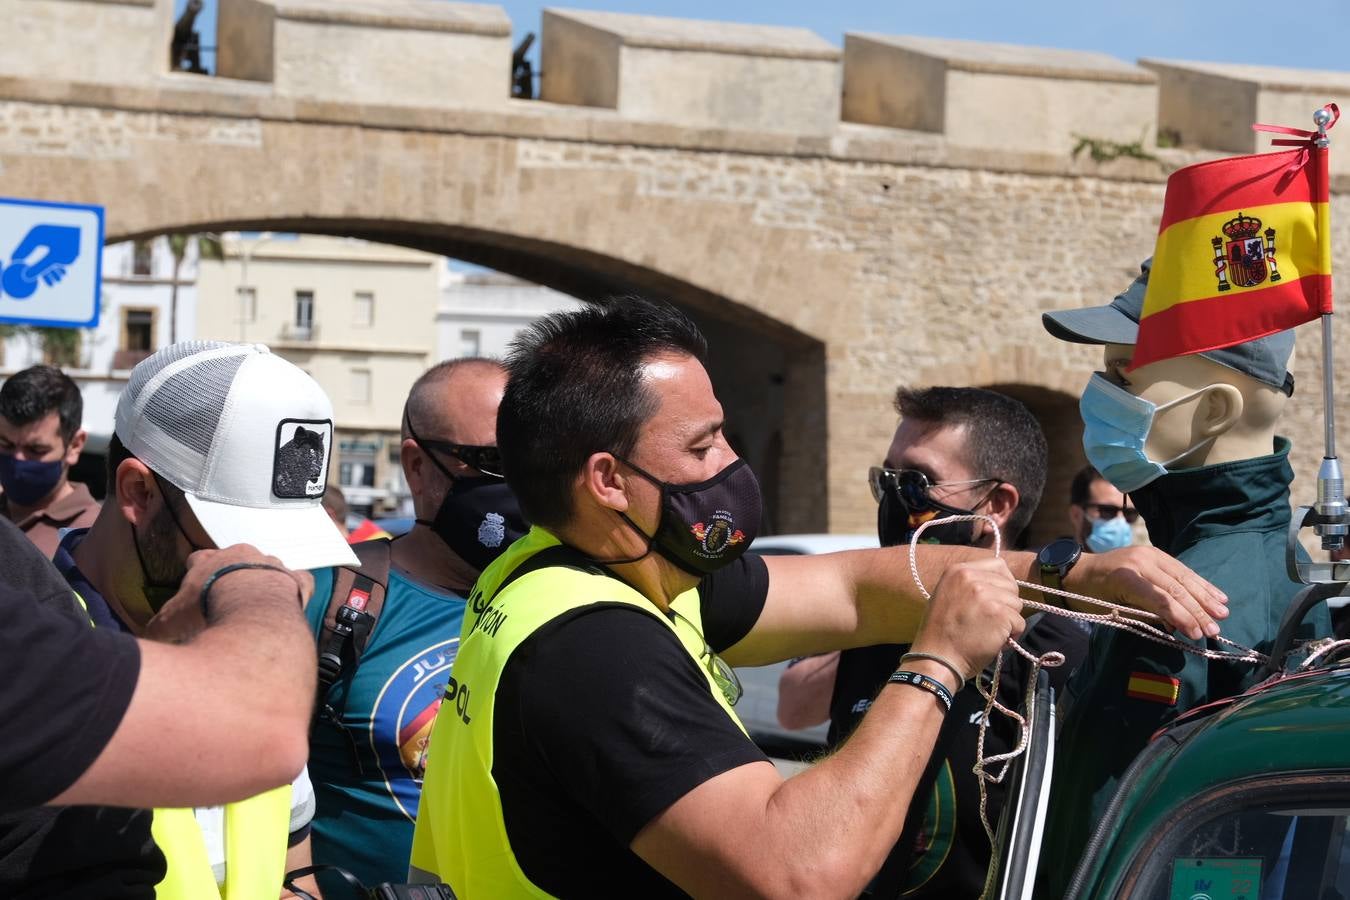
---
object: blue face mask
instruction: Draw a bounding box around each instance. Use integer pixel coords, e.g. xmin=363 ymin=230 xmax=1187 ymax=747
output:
xmin=1085 ymin=513 xmax=1134 ymax=553
xmin=0 ymin=453 xmax=65 ymax=507
xmin=1079 ymin=373 xmax=1216 ymax=494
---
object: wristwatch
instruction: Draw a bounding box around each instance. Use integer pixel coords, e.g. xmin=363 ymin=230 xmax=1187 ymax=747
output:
xmin=1036 ymin=537 xmax=1082 ymax=590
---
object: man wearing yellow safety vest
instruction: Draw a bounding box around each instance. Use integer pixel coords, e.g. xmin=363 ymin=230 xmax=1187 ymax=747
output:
xmin=4 ymin=342 xmax=360 ymax=899
xmin=410 ymin=297 xmax=1232 ymax=897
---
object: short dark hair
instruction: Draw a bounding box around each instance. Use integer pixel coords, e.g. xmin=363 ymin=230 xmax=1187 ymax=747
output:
xmin=894 ymin=386 xmax=1048 ymax=541
xmin=105 ymin=433 xmax=187 ymax=504
xmin=1070 ymin=465 xmax=1106 ymax=506
xmin=0 ymin=365 xmax=83 ymax=443
xmin=498 ymin=296 xmax=707 ymax=528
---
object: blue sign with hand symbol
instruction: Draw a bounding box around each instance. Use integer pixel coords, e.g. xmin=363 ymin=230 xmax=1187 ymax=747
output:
xmin=0 ymin=198 xmax=103 ymax=329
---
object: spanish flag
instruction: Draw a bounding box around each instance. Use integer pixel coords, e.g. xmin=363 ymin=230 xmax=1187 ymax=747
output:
xmin=1130 ymin=106 xmax=1336 ymax=371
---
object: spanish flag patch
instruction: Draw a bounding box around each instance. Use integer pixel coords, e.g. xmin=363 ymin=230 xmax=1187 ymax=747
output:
xmin=1126 ymin=672 xmax=1181 ymax=705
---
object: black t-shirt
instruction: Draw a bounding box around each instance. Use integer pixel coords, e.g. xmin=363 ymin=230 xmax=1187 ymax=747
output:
xmin=830 ymin=614 xmax=1090 ymax=899
xmin=493 ymin=554 xmax=772 ymax=898
xmin=0 ymin=523 xmax=163 ymax=898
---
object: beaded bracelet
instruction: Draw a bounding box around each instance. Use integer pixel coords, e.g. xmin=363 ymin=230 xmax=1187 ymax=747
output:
xmin=198 ymin=562 xmax=295 ymax=620
xmin=887 ymin=669 xmax=954 ymax=713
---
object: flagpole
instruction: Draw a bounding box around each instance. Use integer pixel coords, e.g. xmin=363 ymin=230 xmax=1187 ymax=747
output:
xmin=1313 ymin=106 xmax=1346 ymax=551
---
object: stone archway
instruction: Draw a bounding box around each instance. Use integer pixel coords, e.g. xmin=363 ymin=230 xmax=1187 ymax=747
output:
xmin=118 ymin=219 xmax=827 ymax=534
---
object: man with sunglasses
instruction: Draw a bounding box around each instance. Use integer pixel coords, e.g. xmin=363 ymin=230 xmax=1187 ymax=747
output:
xmin=305 ymin=357 xmax=526 ymax=890
xmin=1067 ymin=464 xmax=1137 ymax=553
xmin=409 ymin=299 xmax=1228 ymax=899
xmin=780 ymin=386 xmax=1090 ymax=897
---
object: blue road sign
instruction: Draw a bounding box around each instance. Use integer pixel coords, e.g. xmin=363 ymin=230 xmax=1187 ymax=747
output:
xmin=0 ymin=197 xmax=104 ymax=329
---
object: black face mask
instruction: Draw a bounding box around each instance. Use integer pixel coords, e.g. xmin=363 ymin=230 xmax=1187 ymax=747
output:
xmin=407 ymin=417 xmax=527 ymax=572
xmin=614 ymin=456 xmax=762 ymax=576
xmin=416 ymin=475 xmax=528 ymax=571
xmin=132 ymin=475 xmax=207 ymax=612
xmin=876 ymin=488 xmax=980 ymax=548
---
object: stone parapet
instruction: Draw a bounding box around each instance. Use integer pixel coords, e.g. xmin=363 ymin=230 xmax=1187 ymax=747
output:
xmin=842 ymin=34 xmax=1157 ymax=157
xmin=0 ymin=0 xmax=165 ymax=86
xmin=1142 ymin=58 xmax=1350 ymax=175
xmin=541 ymin=7 xmax=841 ymax=135
xmin=270 ymin=0 xmax=510 ymax=107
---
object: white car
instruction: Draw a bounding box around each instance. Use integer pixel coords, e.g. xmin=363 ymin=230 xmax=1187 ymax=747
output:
xmin=735 ymin=534 xmax=880 ymax=754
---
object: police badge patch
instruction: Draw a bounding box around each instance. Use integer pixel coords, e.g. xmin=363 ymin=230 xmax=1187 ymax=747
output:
xmin=477 ymin=512 xmax=507 ymax=548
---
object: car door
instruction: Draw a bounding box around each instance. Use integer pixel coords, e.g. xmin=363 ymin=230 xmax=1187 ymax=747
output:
xmin=986 ymin=668 xmax=1056 ymax=900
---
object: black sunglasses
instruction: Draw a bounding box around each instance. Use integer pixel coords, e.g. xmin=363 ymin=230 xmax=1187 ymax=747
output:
xmin=867 ymin=466 xmax=1001 ymax=509
xmin=1081 ymin=503 xmax=1139 ymax=524
xmin=416 ymin=438 xmax=504 ymax=478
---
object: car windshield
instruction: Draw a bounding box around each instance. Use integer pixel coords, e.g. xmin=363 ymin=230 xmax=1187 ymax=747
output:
xmin=1135 ymin=785 xmax=1350 ymax=900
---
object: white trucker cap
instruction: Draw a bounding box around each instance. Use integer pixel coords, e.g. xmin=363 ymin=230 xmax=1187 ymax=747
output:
xmin=115 ymin=341 xmax=359 ymax=570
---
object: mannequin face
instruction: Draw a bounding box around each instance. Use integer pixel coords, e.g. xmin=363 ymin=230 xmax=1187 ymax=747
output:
xmin=1102 ymin=343 xmax=1246 ymax=468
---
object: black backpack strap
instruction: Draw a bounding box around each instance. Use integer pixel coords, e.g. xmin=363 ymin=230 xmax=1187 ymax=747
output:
xmin=317 ymin=538 xmax=393 ymax=701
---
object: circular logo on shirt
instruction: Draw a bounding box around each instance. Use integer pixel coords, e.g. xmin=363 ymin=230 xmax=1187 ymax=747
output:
xmin=370 ymin=639 xmax=459 ymax=821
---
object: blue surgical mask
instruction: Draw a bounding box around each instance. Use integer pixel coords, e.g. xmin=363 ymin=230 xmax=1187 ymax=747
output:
xmin=1086 ymin=513 xmax=1134 ymax=553
xmin=0 ymin=453 xmax=65 ymax=507
xmin=1079 ymin=373 xmax=1217 ymax=494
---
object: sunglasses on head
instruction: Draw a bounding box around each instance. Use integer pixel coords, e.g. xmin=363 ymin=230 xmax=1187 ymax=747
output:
xmin=1081 ymin=502 xmax=1139 ymax=524
xmin=866 ymin=466 xmax=1001 ymax=508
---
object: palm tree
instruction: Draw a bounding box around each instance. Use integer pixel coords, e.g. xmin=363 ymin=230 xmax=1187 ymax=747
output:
xmin=167 ymin=232 xmax=223 ymax=344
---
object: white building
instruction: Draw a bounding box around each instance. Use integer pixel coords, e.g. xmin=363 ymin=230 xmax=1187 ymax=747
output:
xmin=0 ymin=236 xmax=201 ymax=451
xmin=438 ymin=270 xmax=586 ymax=361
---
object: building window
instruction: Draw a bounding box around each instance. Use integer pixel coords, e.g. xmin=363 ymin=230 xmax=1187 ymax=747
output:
xmin=114 ymin=307 xmax=156 ymax=369
xmin=459 ymin=328 xmax=481 ymax=358
xmin=294 ymin=290 xmax=314 ymax=332
xmin=350 ymin=368 xmax=371 ymax=405
xmin=124 ymin=309 xmax=155 ymax=351
xmin=132 ymin=240 xmax=153 ymax=276
xmin=237 ymin=286 xmax=257 ymax=323
xmin=339 ymin=461 xmax=376 ymax=488
xmin=353 ymin=291 xmax=374 ymax=327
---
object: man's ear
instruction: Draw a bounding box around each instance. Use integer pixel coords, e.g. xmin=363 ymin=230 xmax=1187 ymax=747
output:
xmin=64 ymin=429 xmax=87 ymax=466
xmin=982 ymin=482 xmax=1021 ymax=539
xmin=115 ymin=458 xmax=158 ymax=526
xmin=1199 ymin=384 xmax=1245 ymax=438
xmin=581 ymin=452 xmax=629 ymax=513
xmin=1067 ymin=503 xmax=1085 ymax=533
xmin=400 ymin=438 xmax=425 ymax=495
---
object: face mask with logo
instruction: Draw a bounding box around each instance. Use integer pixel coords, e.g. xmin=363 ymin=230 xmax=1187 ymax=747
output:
xmin=1085 ymin=513 xmax=1134 ymax=553
xmin=1079 ymin=373 xmax=1219 ymax=494
xmin=418 ymin=475 xmax=528 ymax=572
xmin=406 ymin=415 xmax=527 ymax=572
xmin=0 ymin=453 xmax=64 ymax=507
xmin=613 ymin=456 xmax=762 ymax=576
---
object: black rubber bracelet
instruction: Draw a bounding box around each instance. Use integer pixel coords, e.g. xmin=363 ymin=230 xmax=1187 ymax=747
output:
xmin=198 ymin=562 xmax=294 ymax=621
xmin=887 ymin=669 xmax=954 ymax=713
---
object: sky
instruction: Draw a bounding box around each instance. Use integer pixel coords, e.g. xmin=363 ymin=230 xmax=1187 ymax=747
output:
xmin=180 ymin=0 xmax=1350 ymax=75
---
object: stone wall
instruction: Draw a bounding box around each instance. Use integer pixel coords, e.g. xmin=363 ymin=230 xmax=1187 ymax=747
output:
xmin=1 ymin=3 xmax=1349 ymax=543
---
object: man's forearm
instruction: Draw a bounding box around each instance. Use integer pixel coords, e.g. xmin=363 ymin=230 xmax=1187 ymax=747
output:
xmin=763 ymin=664 xmax=950 ymax=894
xmin=51 ymin=568 xmax=316 ymax=808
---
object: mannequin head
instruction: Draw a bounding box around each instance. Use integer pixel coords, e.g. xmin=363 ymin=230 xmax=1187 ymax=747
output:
xmin=1101 ymin=342 xmax=1291 ymax=468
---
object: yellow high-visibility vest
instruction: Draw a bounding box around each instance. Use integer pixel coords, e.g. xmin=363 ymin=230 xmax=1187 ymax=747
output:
xmin=409 ymin=527 xmax=747 ymax=898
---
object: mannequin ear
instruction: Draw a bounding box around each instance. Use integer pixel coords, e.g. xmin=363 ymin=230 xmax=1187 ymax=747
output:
xmin=1199 ymin=384 xmax=1245 ymax=438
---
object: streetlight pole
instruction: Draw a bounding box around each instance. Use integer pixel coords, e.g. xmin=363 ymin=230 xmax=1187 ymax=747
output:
xmin=235 ymin=231 xmax=275 ymax=342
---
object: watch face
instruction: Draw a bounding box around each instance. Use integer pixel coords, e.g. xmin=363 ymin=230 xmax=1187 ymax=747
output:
xmin=1040 ymin=537 xmax=1081 ymax=569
